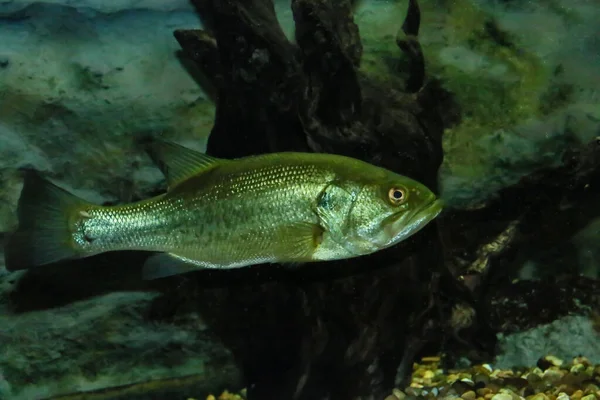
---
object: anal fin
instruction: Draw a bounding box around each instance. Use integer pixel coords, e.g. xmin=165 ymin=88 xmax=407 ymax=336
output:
xmin=142 ymin=253 xmax=220 ymax=280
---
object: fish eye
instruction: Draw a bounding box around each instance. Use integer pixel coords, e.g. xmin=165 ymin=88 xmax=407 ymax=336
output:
xmin=388 ymin=187 xmax=407 ymax=205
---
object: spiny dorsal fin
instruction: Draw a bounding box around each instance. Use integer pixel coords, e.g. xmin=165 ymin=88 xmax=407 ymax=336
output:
xmin=145 ymin=139 xmax=224 ymax=188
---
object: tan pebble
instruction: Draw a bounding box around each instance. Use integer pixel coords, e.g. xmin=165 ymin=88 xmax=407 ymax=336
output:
xmin=556 ymin=393 xmax=570 ymax=400
xmin=423 ymin=370 xmax=435 ymax=379
xmin=462 ymin=391 xmax=476 ymax=400
xmin=528 ymin=372 xmax=543 ymax=383
xmin=529 ymin=394 xmax=549 ymax=400
xmin=491 ymin=394 xmax=513 ymax=400
xmin=206 ymin=396 xmax=216 ymax=400
xmin=478 ymin=388 xmax=493 ymax=396
xmin=581 ymin=395 xmax=597 ymax=400
xmin=392 ymin=389 xmax=407 ymax=400
xmin=573 ymin=356 xmax=591 ymax=366
xmin=572 ymin=391 xmax=584 ymax=400
xmin=543 ymin=368 xmax=565 ymax=382
xmin=384 ymin=396 xmax=398 ymax=400
xmin=545 ymin=355 xmax=564 ymax=366
xmin=571 ymin=364 xmax=586 ymax=374
xmin=485 ymin=394 xmax=494 ymax=400
xmin=498 ymin=388 xmax=520 ymax=400
xmin=586 ymin=385 xmax=600 ymax=394
xmin=532 ymin=367 xmax=544 ymax=375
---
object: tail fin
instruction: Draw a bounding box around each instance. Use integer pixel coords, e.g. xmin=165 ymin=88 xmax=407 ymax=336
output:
xmin=4 ymin=171 xmax=91 ymax=271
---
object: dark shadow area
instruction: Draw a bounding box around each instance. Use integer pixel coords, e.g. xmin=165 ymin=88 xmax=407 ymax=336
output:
xmin=7 ymin=251 xmax=154 ymax=312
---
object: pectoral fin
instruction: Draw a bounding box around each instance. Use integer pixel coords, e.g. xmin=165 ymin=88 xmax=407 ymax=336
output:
xmin=276 ymin=222 xmax=324 ymax=261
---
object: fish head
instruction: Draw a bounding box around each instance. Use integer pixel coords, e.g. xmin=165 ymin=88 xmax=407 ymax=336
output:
xmin=345 ymin=174 xmax=444 ymax=253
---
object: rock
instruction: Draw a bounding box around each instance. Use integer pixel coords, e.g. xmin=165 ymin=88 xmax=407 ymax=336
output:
xmin=494 ymin=315 xmax=600 ymax=369
xmin=0 ymin=277 xmax=242 ymax=398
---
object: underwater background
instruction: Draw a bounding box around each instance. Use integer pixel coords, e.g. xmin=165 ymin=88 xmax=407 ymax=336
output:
xmin=0 ymin=0 xmax=599 ymax=399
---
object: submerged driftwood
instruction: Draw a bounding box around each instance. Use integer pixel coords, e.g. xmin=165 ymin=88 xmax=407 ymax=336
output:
xmin=169 ymin=0 xmax=600 ymax=399
xmin=169 ymin=0 xmax=461 ymax=399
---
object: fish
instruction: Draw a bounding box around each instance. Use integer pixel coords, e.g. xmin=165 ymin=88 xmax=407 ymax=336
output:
xmin=3 ymin=140 xmax=444 ymax=280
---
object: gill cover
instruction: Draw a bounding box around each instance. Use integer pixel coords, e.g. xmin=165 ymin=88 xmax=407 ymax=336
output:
xmin=314 ymin=180 xmax=361 ymax=244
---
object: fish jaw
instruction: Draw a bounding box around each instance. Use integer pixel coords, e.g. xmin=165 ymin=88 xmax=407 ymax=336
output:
xmin=379 ymin=198 xmax=444 ymax=248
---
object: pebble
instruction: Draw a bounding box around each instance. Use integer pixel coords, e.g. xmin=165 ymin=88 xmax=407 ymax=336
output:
xmin=546 ymin=355 xmax=564 ymax=367
xmin=462 ymin=390 xmax=476 ymax=400
xmin=529 ymin=394 xmax=549 ymax=400
xmin=573 ymin=357 xmax=591 ymax=366
xmin=490 ymin=393 xmax=512 ymax=400
xmin=393 ymin=389 xmax=407 ymax=400
xmin=571 ymin=364 xmax=586 ymax=374
xmin=386 ymin=356 xmax=600 ymax=400
xmin=542 ymin=368 xmax=565 ymax=382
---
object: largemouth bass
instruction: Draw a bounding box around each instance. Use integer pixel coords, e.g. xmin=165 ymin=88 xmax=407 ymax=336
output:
xmin=4 ymin=141 xmax=443 ymax=279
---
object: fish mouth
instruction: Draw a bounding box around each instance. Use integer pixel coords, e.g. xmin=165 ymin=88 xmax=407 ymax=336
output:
xmin=412 ymin=197 xmax=444 ymax=224
xmin=383 ymin=197 xmax=444 ymax=246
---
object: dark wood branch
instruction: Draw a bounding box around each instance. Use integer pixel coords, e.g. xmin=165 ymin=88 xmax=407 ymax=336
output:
xmin=173 ymin=29 xmax=221 ymax=89
xmin=187 ymin=0 xmax=309 ymax=157
xmin=396 ymin=0 xmax=425 ymax=92
xmin=170 ymin=1 xmax=453 ymax=398
xmin=292 ymin=0 xmax=363 ymax=126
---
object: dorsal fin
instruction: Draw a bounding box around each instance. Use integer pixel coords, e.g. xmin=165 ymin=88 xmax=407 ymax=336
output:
xmin=145 ymin=139 xmax=224 ymax=188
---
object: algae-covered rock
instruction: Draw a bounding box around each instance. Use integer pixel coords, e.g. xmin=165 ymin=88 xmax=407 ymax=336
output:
xmin=355 ymin=0 xmax=600 ymax=208
xmin=0 ymin=3 xmax=214 ymax=232
xmin=0 ymin=264 xmax=241 ymax=399
xmin=495 ymin=315 xmax=600 ymax=369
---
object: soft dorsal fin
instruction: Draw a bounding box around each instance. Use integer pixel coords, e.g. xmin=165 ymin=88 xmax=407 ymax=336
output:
xmin=145 ymin=139 xmax=224 ymax=188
